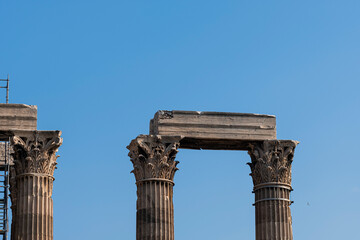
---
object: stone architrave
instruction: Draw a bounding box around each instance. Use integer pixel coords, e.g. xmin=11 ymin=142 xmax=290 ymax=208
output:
xmin=0 ymin=104 xmax=37 ymax=132
xmin=127 ymin=135 xmax=182 ymax=240
xmin=10 ymin=131 xmax=62 ymax=240
xmin=149 ymin=110 xmax=276 ymax=150
xmin=247 ymin=140 xmax=298 ymax=240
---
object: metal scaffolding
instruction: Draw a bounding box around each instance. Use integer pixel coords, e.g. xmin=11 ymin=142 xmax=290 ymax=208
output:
xmin=0 ymin=76 xmax=9 ymax=104
xmin=0 ymin=75 xmax=10 ymax=240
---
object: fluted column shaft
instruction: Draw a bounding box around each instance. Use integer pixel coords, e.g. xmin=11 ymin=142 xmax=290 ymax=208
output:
xmin=253 ymin=183 xmax=293 ymax=240
xmin=136 ymin=180 xmax=174 ymax=240
xmin=15 ymin=174 xmax=54 ymax=240
xmin=128 ymin=135 xmax=181 ymax=240
xmin=9 ymin=166 xmax=17 ymax=240
xmin=248 ymin=140 xmax=298 ymax=240
xmin=10 ymin=131 xmax=62 ymax=240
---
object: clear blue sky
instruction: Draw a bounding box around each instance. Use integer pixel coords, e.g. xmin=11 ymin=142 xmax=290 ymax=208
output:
xmin=1 ymin=1 xmax=360 ymax=239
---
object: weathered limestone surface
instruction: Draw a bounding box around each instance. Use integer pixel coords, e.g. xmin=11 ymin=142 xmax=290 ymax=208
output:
xmin=248 ymin=140 xmax=298 ymax=240
xmin=0 ymin=104 xmax=37 ymax=134
xmin=9 ymin=167 xmax=16 ymax=240
xmin=150 ymin=110 xmax=276 ymax=150
xmin=129 ymin=110 xmax=299 ymax=240
xmin=128 ymin=135 xmax=182 ymax=240
xmin=10 ymin=131 xmax=62 ymax=240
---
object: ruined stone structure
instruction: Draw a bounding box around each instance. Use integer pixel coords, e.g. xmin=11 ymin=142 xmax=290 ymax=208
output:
xmin=128 ymin=110 xmax=298 ymax=240
xmin=0 ymin=104 xmax=62 ymax=240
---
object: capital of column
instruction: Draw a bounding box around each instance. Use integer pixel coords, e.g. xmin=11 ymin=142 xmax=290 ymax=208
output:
xmin=127 ymin=135 xmax=182 ymax=183
xmin=10 ymin=131 xmax=63 ymax=177
xmin=247 ymin=140 xmax=298 ymax=187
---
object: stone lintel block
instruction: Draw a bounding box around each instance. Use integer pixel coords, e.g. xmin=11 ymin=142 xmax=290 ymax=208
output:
xmin=150 ymin=110 xmax=276 ymax=150
xmin=2 ymin=130 xmax=61 ymax=142
xmin=11 ymin=130 xmax=61 ymax=139
xmin=0 ymin=104 xmax=37 ymax=134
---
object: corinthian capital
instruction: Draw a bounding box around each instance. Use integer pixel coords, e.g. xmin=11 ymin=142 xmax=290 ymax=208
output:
xmin=127 ymin=135 xmax=182 ymax=182
xmin=247 ymin=140 xmax=298 ymax=186
xmin=10 ymin=131 xmax=62 ymax=176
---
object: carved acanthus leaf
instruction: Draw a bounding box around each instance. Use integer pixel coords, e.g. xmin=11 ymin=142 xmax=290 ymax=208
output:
xmin=10 ymin=131 xmax=63 ymax=176
xmin=247 ymin=140 xmax=298 ymax=186
xmin=127 ymin=135 xmax=181 ymax=181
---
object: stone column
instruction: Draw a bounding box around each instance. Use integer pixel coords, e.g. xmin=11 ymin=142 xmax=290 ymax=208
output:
xmin=127 ymin=135 xmax=182 ymax=240
xmin=10 ymin=131 xmax=62 ymax=240
xmin=9 ymin=166 xmax=17 ymax=240
xmin=247 ymin=140 xmax=298 ymax=240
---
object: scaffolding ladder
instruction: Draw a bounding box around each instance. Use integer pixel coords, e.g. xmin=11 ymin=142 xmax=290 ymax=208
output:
xmin=0 ymin=76 xmax=10 ymax=240
xmin=0 ymin=76 xmax=9 ymax=104
xmin=0 ymin=141 xmax=9 ymax=240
